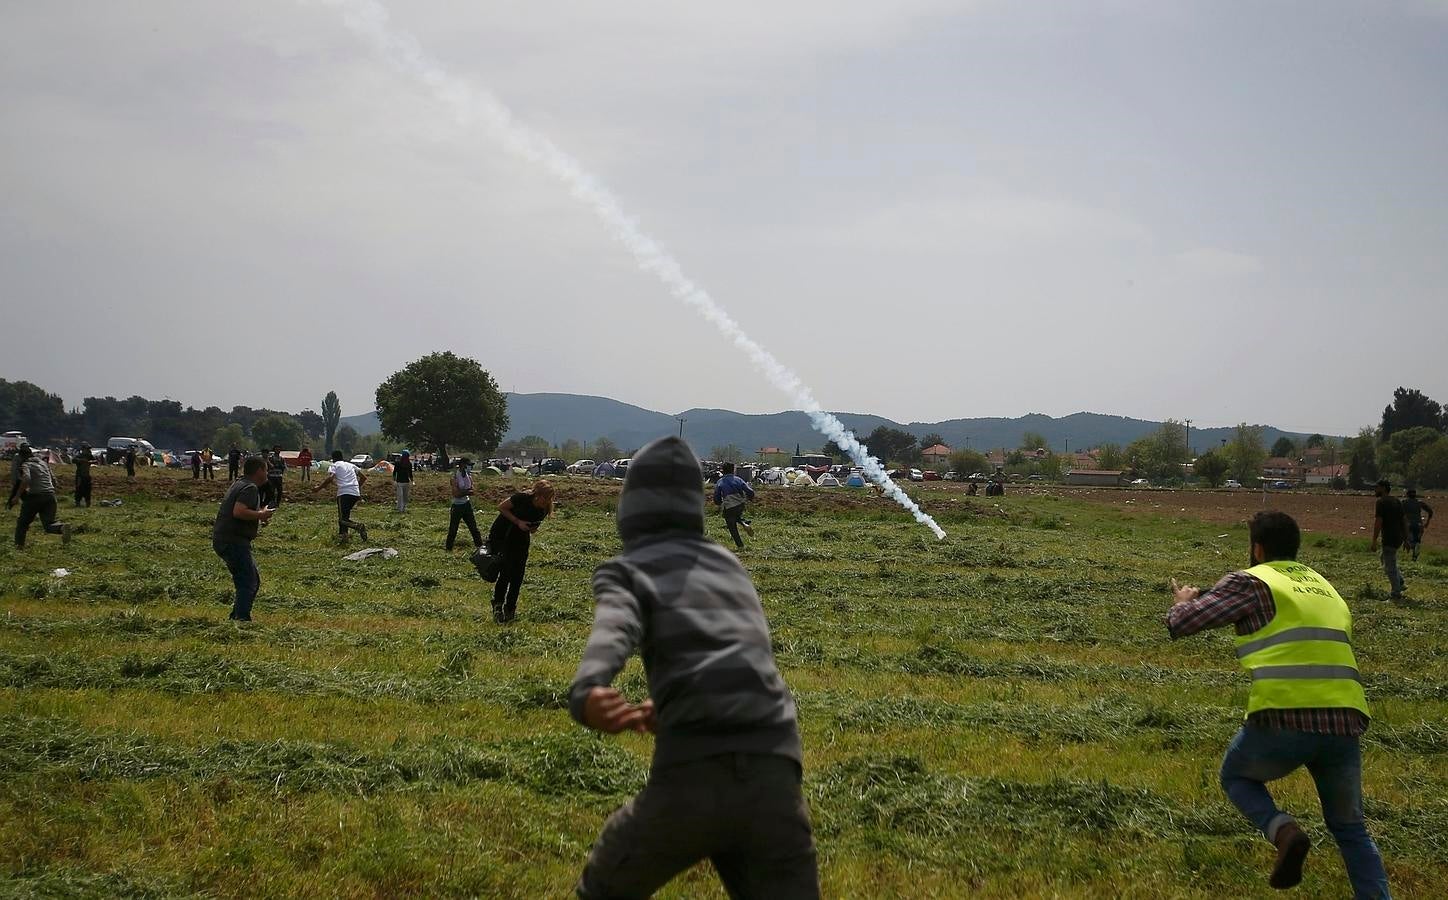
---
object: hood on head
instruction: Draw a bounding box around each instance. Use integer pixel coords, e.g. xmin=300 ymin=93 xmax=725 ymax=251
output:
xmin=617 ymin=436 xmax=704 ymax=545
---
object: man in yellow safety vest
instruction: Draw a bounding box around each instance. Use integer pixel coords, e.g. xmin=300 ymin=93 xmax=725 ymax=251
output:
xmin=1167 ymin=511 xmax=1390 ymax=898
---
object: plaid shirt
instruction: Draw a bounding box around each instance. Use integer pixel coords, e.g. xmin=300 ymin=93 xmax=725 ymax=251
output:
xmin=1167 ymin=571 xmax=1368 ymax=736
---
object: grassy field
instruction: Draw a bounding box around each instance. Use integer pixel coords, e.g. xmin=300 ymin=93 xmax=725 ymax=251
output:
xmin=2 ymin=469 xmax=1446 ymax=898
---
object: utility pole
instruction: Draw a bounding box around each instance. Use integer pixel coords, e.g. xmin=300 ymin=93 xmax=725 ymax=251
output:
xmin=676 ymin=417 xmax=686 ymax=439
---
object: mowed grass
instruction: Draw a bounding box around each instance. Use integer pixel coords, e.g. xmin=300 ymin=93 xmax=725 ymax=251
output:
xmin=2 ymin=470 xmax=1447 ymax=898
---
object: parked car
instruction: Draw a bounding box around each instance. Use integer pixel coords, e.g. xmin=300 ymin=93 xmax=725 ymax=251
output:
xmin=612 ymin=458 xmax=631 ymax=478
xmin=922 ymin=470 xmax=942 ymax=481
xmin=351 ymin=453 xmax=374 ymax=468
xmin=1027 ymin=474 xmax=1044 ymax=482
xmin=567 ymin=459 xmax=596 ymax=475
xmin=909 ymin=469 xmax=924 ymax=482
xmin=2 ymin=431 xmax=28 ymax=457
xmin=1224 ymin=479 xmax=1242 ymax=489
xmin=1271 ymin=480 xmax=1293 ymax=490
xmin=1130 ymin=478 xmax=1151 ymax=486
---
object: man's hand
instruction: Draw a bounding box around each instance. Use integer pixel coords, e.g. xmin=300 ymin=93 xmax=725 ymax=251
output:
xmin=1169 ymin=578 xmax=1199 ymax=605
xmin=583 ymin=686 xmax=648 ymax=734
xmin=636 ymin=699 xmax=657 ymax=734
xmin=258 ymin=507 xmax=275 ymax=523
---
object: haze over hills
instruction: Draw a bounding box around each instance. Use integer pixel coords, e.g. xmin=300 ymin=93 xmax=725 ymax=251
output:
xmin=343 ymin=393 xmax=1327 ymax=457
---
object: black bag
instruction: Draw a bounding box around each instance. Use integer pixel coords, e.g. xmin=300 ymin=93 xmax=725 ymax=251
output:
xmin=470 ymin=544 xmax=503 ymax=582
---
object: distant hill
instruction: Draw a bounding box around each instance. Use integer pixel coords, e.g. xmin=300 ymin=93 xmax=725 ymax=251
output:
xmin=343 ymin=393 xmax=1325 ymax=457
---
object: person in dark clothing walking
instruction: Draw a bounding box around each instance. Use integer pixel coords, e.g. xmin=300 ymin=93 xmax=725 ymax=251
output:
xmin=264 ymin=446 xmax=286 ymax=507
xmin=213 ymin=457 xmax=275 ymax=621
xmin=487 ymin=479 xmax=554 ymax=624
xmin=393 ymin=450 xmax=414 ymax=512
xmin=125 ymin=446 xmax=137 ymax=482
xmin=73 ymin=445 xmax=93 ymax=507
xmin=570 ymin=436 xmax=818 ymax=899
xmin=14 ymin=446 xmax=70 ymax=548
xmin=445 ymin=457 xmax=482 ymax=550
xmin=713 ymin=462 xmax=756 ymax=548
xmin=228 ymin=444 xmax=241 ymax=481
xmin=1402 ymin=488 xmax=1433 ymax=562
xmin=1371 ymin=480 xmax=1408 ymax=599
xmin=191 ymin=450 xmax=202 ymax=479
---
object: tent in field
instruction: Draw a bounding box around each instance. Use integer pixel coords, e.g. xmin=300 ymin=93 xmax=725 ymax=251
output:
xmin=789 ymin=470 xmax=815 ymax=486
xmin=371 ymin=460 xmax=394 ymax=474
xmin=844 ymin=473 xmax=866 ymax=488
xmin=816 ymin=473 xmax=840 ymax=487
xmin=484 ymin=465 xmax=503 ymax=477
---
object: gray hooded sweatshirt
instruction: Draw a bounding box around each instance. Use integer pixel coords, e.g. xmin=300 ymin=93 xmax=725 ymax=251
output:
xmin=568 ymin=436 xmax=802 ymax=772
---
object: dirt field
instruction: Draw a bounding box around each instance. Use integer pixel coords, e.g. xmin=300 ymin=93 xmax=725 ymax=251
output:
xmin=69 ymin=468 xmax=1391 ymax=539
xmin=1001 ymin=485 xmax=1383 ymax=539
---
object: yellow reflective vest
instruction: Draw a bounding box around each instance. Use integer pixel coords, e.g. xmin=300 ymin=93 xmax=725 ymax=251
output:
xmin=1235 ymin=561 xmax=1370 ymax=718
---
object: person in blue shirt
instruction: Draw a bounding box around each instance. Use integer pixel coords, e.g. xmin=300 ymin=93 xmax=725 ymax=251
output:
xmin=712 ymin=462 xmax=756 ymax=549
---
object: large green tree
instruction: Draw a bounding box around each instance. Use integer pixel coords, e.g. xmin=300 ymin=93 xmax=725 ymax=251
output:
xmin=0 ymin=379 xmax=72 ymax=443
xmin=335 ymin=424 xmax=360 ymax=455
xmin=1381 ymin=387 xmax=1445 ymax=441
xmin=920 ymin=433 xmax=946 ymax=450
xmin=948 ymin=449 xmax=989 ymax=476
xmin=211 ymin=423 xmax=246 ymax=451
xmin=1021 ymin=431 xmax=1048 ymax=452
xmin=864 ymin=426 xmax=919 ymax=466
xmin=375 ymin=353 xmax=509 ymax=460
xmin=1407 ymin=437 xmax=1448 ymax=489
xmin=250 ymin=414 xmax=305 ymax=450
xmin=1383 ymin=426 xmax=1444 ymax=477
xmin=1095 ymin=443 xmax=1124 ymax=470
xmin=1193 ymin=448 xmax=1230 ymax=487
xmin=1346 ymin=428 xmax=1379 ymax=489
xmin=322 ymin=391 xmax=341 ymax=456
xmin=592 ymin=436 xmax=621 ymax=462
xmin=1270 ymin=436 xmax=1297 ymax=459
xmin=1226 ymin=423 xmax=1267 ymax=484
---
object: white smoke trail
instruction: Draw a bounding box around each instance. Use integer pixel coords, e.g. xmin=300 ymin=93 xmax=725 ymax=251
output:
xmin=324 ymin=0 xmax=946 ymax=539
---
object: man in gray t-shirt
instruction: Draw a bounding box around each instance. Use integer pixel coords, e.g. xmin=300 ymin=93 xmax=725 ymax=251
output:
xmin=14 ymin=447 xmax=69 ymax=548
xmin=213 ymin=457 xmax=275 ymax=621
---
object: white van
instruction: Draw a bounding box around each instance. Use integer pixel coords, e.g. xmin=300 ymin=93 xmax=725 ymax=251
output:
xmin=2 ymin=431 xmax=28 ymax=456
xmin=107 ymin=436 xmax=156 ymax=463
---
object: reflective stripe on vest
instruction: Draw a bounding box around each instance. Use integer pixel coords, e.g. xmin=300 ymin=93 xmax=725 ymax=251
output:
xmin=1235 ymin=626 xmax=1351 ymax=658
xmin=1234 ymin=561 xmax=1369 ymax=718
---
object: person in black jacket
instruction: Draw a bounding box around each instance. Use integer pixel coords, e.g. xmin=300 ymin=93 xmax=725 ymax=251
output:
xmin=570 ymin=436 xmax=818 ymax=899
xmin=393 ymin=449 xmax=414 ymax=512
xmin=487 ymin=479 xmax=554 ymax=624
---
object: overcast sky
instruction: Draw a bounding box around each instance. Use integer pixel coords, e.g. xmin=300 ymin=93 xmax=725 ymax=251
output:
xmin=3 ymin=1 xmax=1445 ymax=435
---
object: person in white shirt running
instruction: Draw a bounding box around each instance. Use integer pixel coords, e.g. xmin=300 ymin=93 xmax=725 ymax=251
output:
xmin=313 ymin=450 xmax=369 ymax=542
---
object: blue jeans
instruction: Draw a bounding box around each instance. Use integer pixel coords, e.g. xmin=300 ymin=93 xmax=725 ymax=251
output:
xmin=1220 ymin=725 xmax=1390 ymax=899
xmin=214 ymin=540 xmax=259 ymax=621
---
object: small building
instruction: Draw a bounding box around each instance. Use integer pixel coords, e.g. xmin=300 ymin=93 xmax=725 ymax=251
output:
xmin=921 ymin=443 xmax=952 ymax=467
xmin=1304 ymin=464 xmax=1345 ymax=486
xmin=1067 ymin=469 xmax=1126 ymax=487
xmin=1261 ymin=457 xmax=1304 ymax=483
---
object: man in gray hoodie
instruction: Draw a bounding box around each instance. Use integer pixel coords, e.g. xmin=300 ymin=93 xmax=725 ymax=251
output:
xmin=570 ymin=436 xmax=819 ymax=899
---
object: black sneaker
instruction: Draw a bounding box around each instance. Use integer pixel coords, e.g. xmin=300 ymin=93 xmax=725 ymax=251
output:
xmin=1269 ymin=821 xmax=1310 ymax=889
xmin=357 ymin=524 xmax=369 ymax=543
xmin=492 ymin=606 xmax=506 ymax=624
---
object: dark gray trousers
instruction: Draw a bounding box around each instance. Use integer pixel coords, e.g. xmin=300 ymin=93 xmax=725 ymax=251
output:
xmin=577 ymin=752 xmax=818 ymax=900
